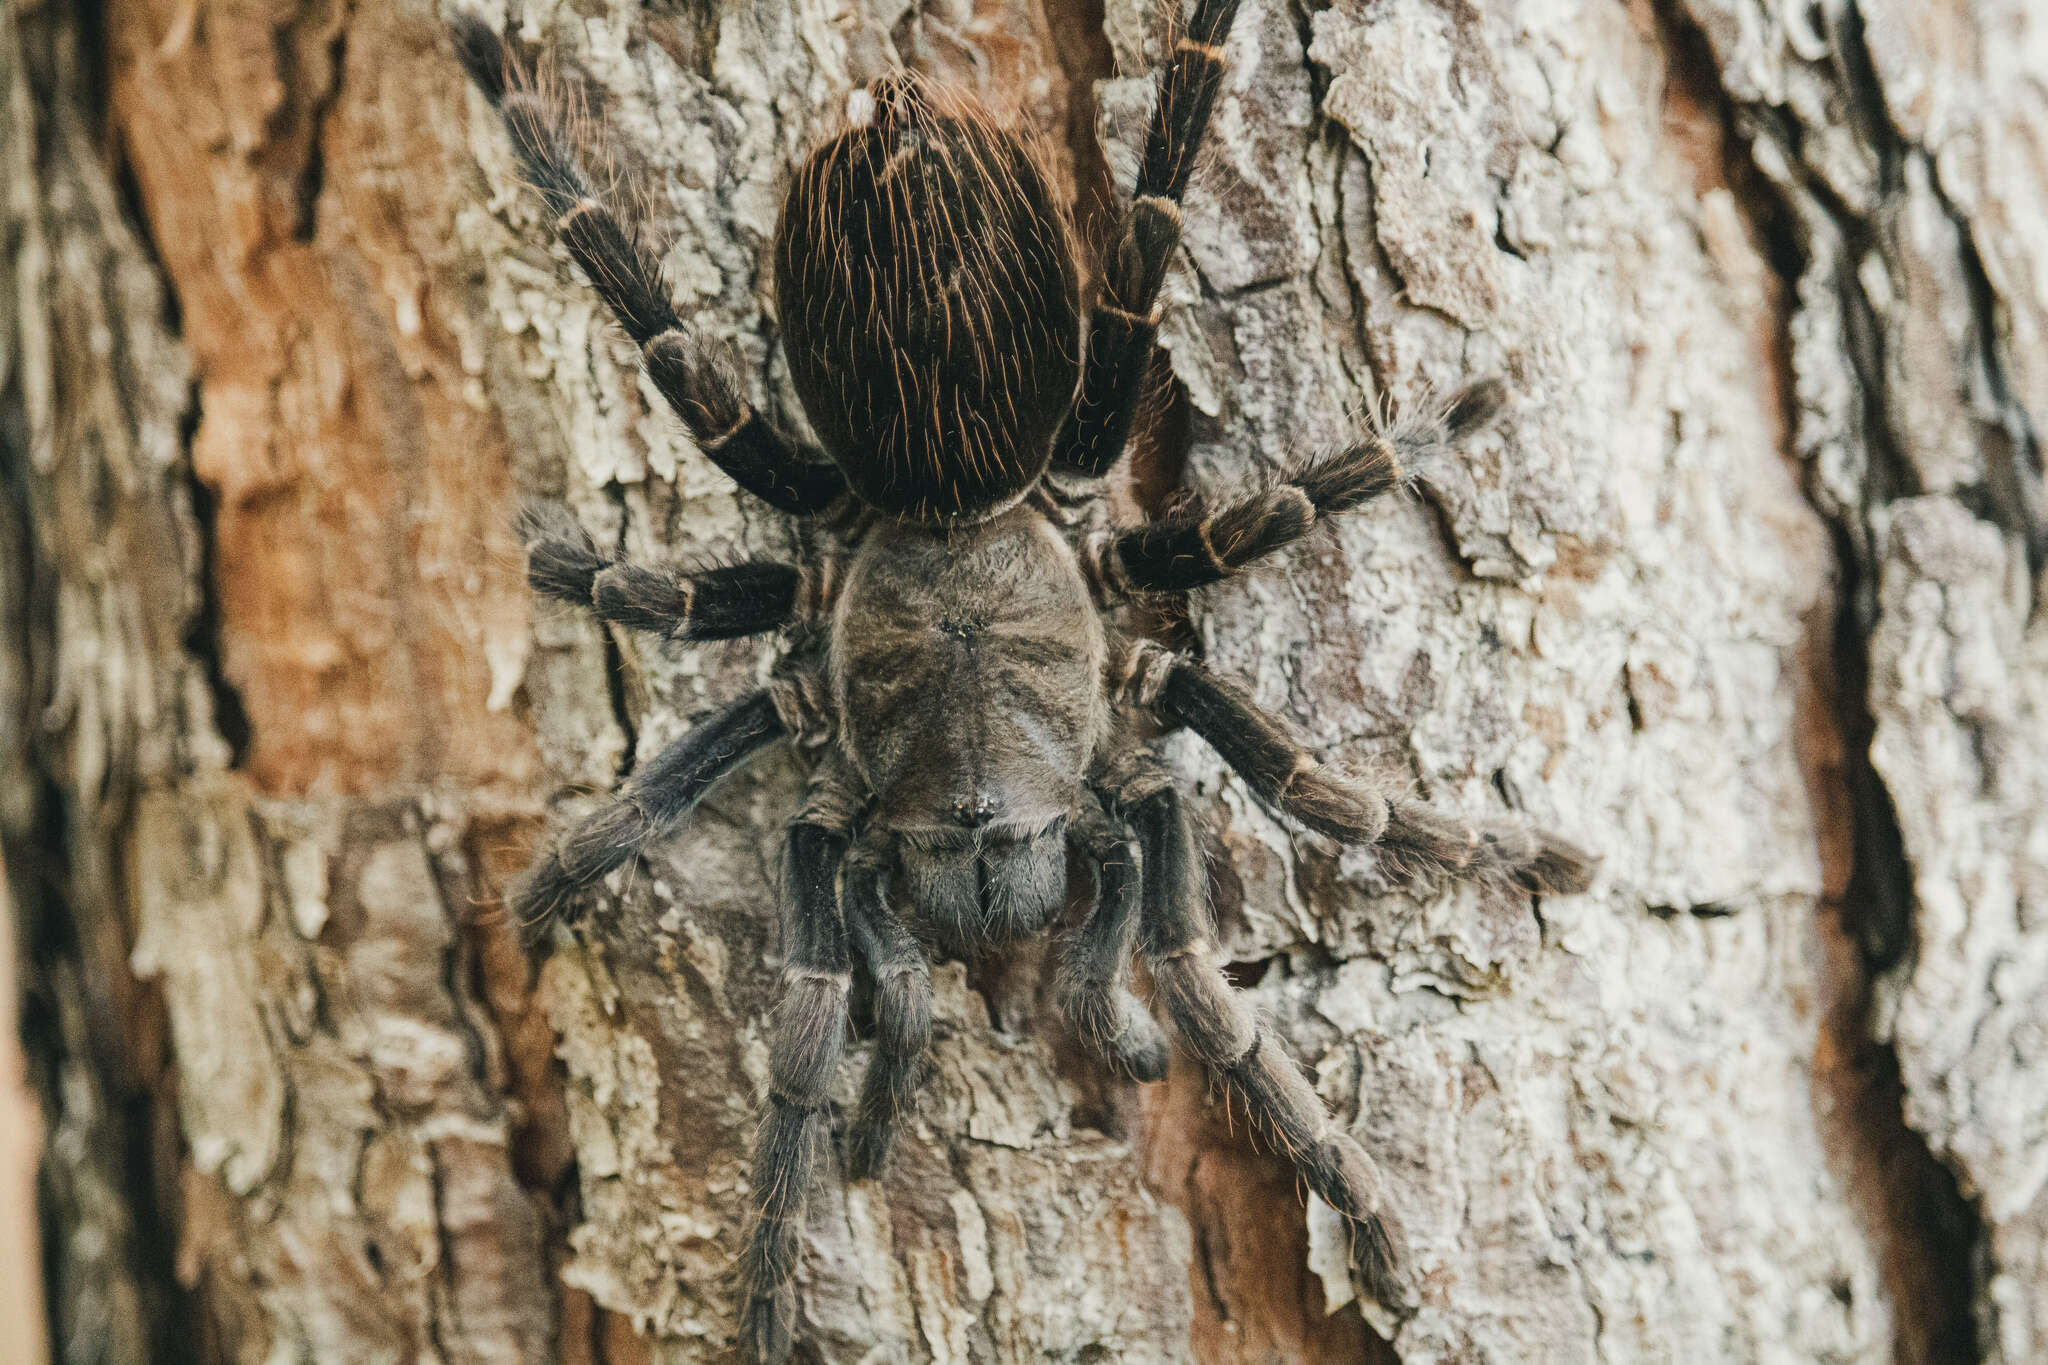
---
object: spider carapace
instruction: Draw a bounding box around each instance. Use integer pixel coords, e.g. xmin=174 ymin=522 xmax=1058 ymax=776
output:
xmin=452 ymin=6 xmax=1593 ymax=1360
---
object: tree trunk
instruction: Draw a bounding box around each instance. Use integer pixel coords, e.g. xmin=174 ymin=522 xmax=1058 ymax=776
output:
xmin=7 ymin=0 xmax=2045 ymax=1360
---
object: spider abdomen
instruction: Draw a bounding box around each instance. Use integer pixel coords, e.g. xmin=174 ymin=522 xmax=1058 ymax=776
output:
xmin=831 ymin=506 xmax=1104 ymax=948
xmin=775 ymin=77 xmax=1082 ymax=525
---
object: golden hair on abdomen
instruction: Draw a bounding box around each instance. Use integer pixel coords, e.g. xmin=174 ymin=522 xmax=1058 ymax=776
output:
xmin=774 ymin=74 xmax=1082 ymax=525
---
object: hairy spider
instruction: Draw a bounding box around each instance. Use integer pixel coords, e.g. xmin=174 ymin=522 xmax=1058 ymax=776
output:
xmin=453 ymin=7 xmax=1593 ymax=1360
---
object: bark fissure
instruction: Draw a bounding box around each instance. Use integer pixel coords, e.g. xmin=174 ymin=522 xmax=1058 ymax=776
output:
xmin=292 ymin=17 xmax=351 ymax=245
xmin=1927 ymin=191 xmax=2048 ymax=581
xmin=1662 ymin=0 xmax=2046 ymax=1357
xmin=177 ymin=441 xmax=255 ymax=769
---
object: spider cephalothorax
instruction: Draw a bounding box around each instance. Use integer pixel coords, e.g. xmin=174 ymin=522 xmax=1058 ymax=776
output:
xmin=453 ymin=7 xmax=1594 ymax=1362
xmin=775 ymin=76 xmax=1082 ymax=523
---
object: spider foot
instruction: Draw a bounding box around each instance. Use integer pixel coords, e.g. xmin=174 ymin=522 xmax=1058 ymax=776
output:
xmin=844 ymin=1118 xmax=895 ymax=1182
xmin=1375 ymin=801 xmax=1596 ymax=899
xmin=1507 ymin=829 xmax=1598 ymax=896
xmin=737 ymin=1287 xmax=795 ymax=1365
xmin=515 ymin=501 xmax=606 ymax=606
xmin=1341 ymin=1202 xmax=1414 ymax=1311
xmin=1300 ymin=1128 xmax=1417 ymax=1311
xmin=1274 ymin=764 xmax=1390 ymax=844
xmin=1058 ymin=980 xmax=1172 ymax=1085
xmin=508 ymin=849 xmax=589 ymax=946
xmin=1440 ymin=375 xmax=1508 ymax=438
xmin=1467 ymin=819 xmax=1599 ymax=896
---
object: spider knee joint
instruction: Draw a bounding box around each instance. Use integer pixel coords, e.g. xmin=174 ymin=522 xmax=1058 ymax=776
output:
xmin=555 ymin=197 xmax=605 ymax=235
xmin=1106 ymin=639 xmax=1178 ymax=709
xmin=1151 ymin=947 xmax=1256 ymax=1067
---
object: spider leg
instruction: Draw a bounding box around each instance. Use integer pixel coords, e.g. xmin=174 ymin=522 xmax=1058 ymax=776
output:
xmin=1052 ymin=0 xmax=1244 ymax=480
xmin=842 ymin=842 xmax=933 ymax=1182
xmin=1084 ymin=380 xmax=1507 ymax=601
xmin=1094 ymin=751 xmax=1408 ymax=1306
xmin=512 ymin=691 xmax=786 ymax=937
xmin=1113 ymin=642 xmax=1596 ymax=894
xmin=518 ymin=504 xmax=799 ymax=641
xmin=738 ymin=797 xmax=857 ymax=1365
xmin=449 ymin=16 xmax=847 ymax=516
xmin=1057 ymin=797 xmax=1170 ymax=1082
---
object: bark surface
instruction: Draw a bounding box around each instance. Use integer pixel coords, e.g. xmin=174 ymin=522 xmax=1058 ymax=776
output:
xmin=6 ymin=0 xmax=2045 ymax=1362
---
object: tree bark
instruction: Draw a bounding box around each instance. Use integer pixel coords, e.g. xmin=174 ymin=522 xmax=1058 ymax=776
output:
xmin=6 ymin=0 xmax=2045 ymax=1361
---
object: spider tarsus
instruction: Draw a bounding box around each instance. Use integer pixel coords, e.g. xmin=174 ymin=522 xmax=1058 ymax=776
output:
xmin=1058 ymin=977 xmax=1171 ymax=1082
xmin=514 ymin=498 xmax=583 ymax=549
xmin=737 ymin=1102 xmax=820 ymax=1361
xmin=1441 ymin=375 xmax=1509 ymax=438
xmin=447 ymin=11 xmax=508 ymax=106
xmin=843 ymin=1119 xmax=894 ymax=1182
xmin=1090 ymin=1000 xmax=1171 ymax=1083
xmin=736 ymin=1287 xmax=796 ymax=1365
xmin=641 ymin=328 xmax=747 ymax=434
xmin=846 ymin=1017 xmax=930 ymax=1179
xmin=1344 ymin=1204 xmax=1415 ymax=1311
xmin=1250 ymin=1052 xmax=1414 ymax=1308
xmin=1305 ymin=1130 xmax=1413 ymax=1306
xmin=508 ymin=851 xmax=586 ymax=946
xmin=1366 ymin=843 xmax=1437 ymax=890
xmin=1113 ymin=1024 xmax=1172 ymax=1084
xmin=1515 ymin=832 xmax=1599 ymax=896
xmin=518 ymin=504 xmax=608 ymax=605
xmin=1376 ymin=800 xmax=1596 ymax=897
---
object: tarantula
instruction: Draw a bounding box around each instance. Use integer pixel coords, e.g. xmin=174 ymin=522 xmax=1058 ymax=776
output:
xmin=453 ymin=6 xmax=1591 ymax=1360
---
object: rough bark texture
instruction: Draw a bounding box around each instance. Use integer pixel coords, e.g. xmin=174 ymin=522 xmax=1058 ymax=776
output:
xmin=6 ymin=0 xmax=2045 ymax=1363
